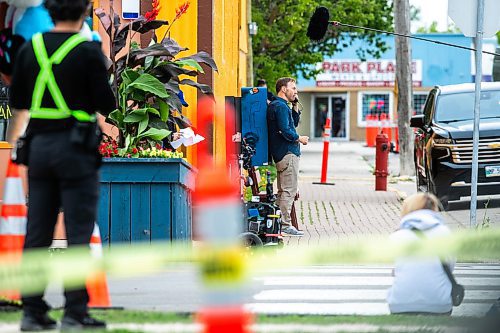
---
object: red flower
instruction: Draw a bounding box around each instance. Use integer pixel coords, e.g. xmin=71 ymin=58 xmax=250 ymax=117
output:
xmin=145 ymin=0 xmax=161 ymax=22
xmin=132 ymin=147 xmax=138 ymax=154
xmin=175 ymin=1 xmax=190 ymax=20
xmin=156 ymin=143 xmax=162 ymax=149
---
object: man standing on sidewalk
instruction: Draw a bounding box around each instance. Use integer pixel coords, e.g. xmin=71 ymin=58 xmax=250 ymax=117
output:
xmin=267 ymin=77 xmax=309 ymax=236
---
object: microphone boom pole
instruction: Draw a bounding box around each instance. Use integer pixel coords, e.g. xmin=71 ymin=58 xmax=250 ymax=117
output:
xmin=306 ymin=6 xmax=500 ymax=57
xmin=329 ymin=21 xmax=500 ymax=57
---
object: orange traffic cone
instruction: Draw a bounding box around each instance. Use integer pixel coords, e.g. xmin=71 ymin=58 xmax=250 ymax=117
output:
xmin=86 ymin=223 xmax=111 ymax=308
xmin=0 ymin=160 xmax=27 ymax=304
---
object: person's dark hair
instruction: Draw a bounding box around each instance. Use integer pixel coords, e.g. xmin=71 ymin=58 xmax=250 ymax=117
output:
xmin=45 ymin=0 xmax=90 ymax=22
xmin=257 ymin=79 xmax=266 ymax=86
xmin=275 ymin=77 xmax=295 ymax=94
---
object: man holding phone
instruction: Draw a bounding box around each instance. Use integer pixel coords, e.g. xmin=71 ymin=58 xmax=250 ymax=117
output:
xmin=267 ymin=77 xmax=308 ymax=236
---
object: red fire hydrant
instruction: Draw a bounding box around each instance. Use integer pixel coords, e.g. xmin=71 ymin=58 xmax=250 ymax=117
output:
xmin=375 ymin=132 xmax=389 ymax=191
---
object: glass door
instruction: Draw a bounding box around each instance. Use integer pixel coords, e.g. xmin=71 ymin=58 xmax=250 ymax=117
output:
xmin=313 ymin=95 xmax=348 ymax=140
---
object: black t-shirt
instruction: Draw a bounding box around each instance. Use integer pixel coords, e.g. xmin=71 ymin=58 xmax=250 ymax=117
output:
xmin=10 ymin=32 xmax=116 ymax=134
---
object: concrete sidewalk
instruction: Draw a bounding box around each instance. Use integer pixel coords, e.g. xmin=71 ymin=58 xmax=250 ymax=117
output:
xmin=283 ymin=141 xmax=403 ymax=246
xmin=288 ymin=141 xmax=500 ymax=246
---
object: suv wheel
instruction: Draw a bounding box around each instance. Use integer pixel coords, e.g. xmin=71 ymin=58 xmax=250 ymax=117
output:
xmin=426 ymin=169 xmax=449 ymax=210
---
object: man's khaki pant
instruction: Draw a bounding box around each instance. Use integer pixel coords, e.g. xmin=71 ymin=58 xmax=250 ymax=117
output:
xmin=275 ymin=153 xmax=299 ymax=227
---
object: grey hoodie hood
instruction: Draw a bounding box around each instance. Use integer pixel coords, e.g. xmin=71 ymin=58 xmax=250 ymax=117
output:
xmin=399 ymin=209 xmax=444 ymax=231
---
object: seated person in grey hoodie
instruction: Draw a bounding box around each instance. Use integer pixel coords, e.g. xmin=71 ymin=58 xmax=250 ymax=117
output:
xmin=387 ymin=193 xmax=454 ymax=315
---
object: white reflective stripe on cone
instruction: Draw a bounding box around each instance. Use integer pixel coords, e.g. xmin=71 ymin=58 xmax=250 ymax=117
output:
xmin=89 ymin=223 xmax=103 ymax=257
xmin=0 ymin=217 xmax=27 ymax=235
xmin=2 ymin=178 xmax=25 ymax=205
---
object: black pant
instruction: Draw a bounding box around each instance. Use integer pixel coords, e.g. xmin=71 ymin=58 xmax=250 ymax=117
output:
xmin=22 ymin=130 xmax=99 ymax=318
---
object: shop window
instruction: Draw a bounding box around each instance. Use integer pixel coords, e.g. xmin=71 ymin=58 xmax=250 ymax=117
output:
xmin=413 ymin=93 xmax=428 ymax=115
xmin=358 ymin=92 xmax=392 ymax=127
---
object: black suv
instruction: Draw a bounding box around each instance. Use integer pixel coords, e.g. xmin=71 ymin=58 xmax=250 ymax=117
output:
xmin=410 ymin=83 xmax=500 ymax=208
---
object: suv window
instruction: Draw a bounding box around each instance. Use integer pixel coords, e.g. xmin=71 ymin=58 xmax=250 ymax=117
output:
xmin=435 ymin=90 xmax=500 ymax=123
xmin=423 ymin=90 xmax=436 ymax=125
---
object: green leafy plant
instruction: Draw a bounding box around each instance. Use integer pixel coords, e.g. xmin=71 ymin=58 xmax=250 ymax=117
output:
xmin=94 ymin=2 xmax=217 ymax=155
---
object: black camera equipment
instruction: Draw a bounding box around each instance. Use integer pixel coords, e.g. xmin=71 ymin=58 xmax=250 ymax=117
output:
xmin=239 ymin=132 xmax=282 ymax=247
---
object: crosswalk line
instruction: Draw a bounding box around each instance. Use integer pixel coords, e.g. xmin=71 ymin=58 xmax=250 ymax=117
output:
xmin=248 ymin=264 xmax=500 ymax=316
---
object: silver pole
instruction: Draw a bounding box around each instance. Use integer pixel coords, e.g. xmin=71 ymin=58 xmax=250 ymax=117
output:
xmin=470 ymin=0 xmax=485 ymax=228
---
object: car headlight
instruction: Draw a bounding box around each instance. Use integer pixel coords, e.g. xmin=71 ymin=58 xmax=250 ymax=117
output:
xmin=434 ymin=138 xmax=453 ymax=145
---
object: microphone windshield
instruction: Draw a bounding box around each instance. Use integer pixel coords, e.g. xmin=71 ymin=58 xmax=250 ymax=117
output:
xmin=307 ymin=6 xmax=330 ymax=41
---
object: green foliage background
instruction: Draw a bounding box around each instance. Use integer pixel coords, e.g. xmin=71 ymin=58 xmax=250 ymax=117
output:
xmin=252 ymin=0 xmax=394 ymax=89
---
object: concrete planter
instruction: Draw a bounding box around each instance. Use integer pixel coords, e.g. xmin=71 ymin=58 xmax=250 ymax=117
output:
xmin=97 ymin=158 xmax=195 ymax=245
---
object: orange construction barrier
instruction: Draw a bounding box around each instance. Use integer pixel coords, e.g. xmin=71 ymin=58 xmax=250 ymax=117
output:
xmin=86 ymin=223 xmax=111 ymax=308
xmin=0 ymin=160 xmax=27 ymax=303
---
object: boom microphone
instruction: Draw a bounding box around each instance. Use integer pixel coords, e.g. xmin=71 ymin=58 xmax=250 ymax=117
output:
xmin=306 ymin=6 xmax=330 ymax=41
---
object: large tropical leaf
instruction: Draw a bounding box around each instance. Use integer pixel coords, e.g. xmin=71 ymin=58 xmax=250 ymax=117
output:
xmin=177 ymin=51 xmax=218 ymax=72
xmin=115 ymin=44 xmax=175 ymax=79
xmin=151 ymin=62 xmax=198 ymax=82
xmin=171 ymin=112 xmax=192 ymax=128
xmin=94 ymin=8 xmax=111 ymax=37
xmin=149 ymin=118 xmax=169 ymax=130
xmin=161 ymin=38 xmax=188 ymax=57
xmin=126 ymin=74 xmax=169 ymax=98
xmin=119 ymin=42 xmax=174 ymax=67
xmin=158 ymin=99 xmax=170 ymax=122
xmin=138 ymin=128 xmax=171 ymax=141
xmin=121 ymin=69 xmax=140 ymax=86
xmin=123 ymin=108 xmax=148 ymax=123
xmin=113 ymin=18 xmax=168 ymax=55
xmin=164 ymin=80 xmax=180 ymax=94
xmin=180 ymin=79 xmax=214 ymax=96
xmin=165 ymin=92 xmax=183 ymax=111
xmin=108 ymin=109 xmax=124 ymax=130
xmin=175 ymin=59 xmax=204 ymax=73
xmin=138 ymin=116 xmax=149 ymax=135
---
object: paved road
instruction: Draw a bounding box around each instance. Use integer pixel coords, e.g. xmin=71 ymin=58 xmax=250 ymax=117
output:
xmin=43 ymin=263 xmax=500 ymax=317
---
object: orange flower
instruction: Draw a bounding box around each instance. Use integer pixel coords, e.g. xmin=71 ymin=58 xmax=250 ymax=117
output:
xmin=175 ymin=1 xmax=190 ymax=20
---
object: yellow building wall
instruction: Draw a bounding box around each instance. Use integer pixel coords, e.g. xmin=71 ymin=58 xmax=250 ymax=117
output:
xmin=213 ymin=0 xmax=247 ymax=166
xmin=156 ymin=1 xmax=199 ymax=164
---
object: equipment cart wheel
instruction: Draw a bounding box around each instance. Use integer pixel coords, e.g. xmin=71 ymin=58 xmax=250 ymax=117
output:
xmin=239 ymin=232 xmax=263 ymax=248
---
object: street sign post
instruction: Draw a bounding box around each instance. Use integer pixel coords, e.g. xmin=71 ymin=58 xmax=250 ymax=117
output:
xmin=449 ymin=0 xmax=499 ymax=227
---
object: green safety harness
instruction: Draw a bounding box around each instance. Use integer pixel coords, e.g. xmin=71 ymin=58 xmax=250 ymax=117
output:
xmin=30 ymin=33 xmax=96 ymax=123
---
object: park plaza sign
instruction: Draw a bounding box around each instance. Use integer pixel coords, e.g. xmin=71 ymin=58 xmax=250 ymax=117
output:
xmin=316 ymin=59 xmax=423 ymax=87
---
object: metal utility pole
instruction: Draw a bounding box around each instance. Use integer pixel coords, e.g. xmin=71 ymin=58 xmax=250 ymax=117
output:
xmin=470 ymin=0 xmax=485 ymax=227
xmin=394 ymin=0 xmax=414 ymax=176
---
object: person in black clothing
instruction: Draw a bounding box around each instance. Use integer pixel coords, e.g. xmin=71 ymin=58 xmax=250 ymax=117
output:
xmin=257 ymin=78 xmax=276 ymax=104
xmin=7 ymin=0 xmax=115 ymax=331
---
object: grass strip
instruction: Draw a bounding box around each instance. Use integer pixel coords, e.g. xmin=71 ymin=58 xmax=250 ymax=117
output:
xmin=0 ymin=309 xmax=482 ymax=327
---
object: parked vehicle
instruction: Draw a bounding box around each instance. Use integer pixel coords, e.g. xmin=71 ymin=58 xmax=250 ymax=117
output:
xmin=410 ymin=83 xmax=500 ymax=209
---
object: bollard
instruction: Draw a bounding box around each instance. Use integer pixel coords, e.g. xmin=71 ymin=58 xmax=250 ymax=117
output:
xmin=380 ymin=113 xmax=392 ymax=145
xmin=375 ymin=133 xmax=389 ymax=191
xmin=365 ymin=114 xmax=377 ymax=147
xmin=393 ymin=125 xmax=399 ymax=153
xmin=365 ymin=114 xmax=372 ymax=147
xmin=313 ymin=118 xmax=335 ymax=186
xmin=194 ymin=97 xmax=254 ymax=333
